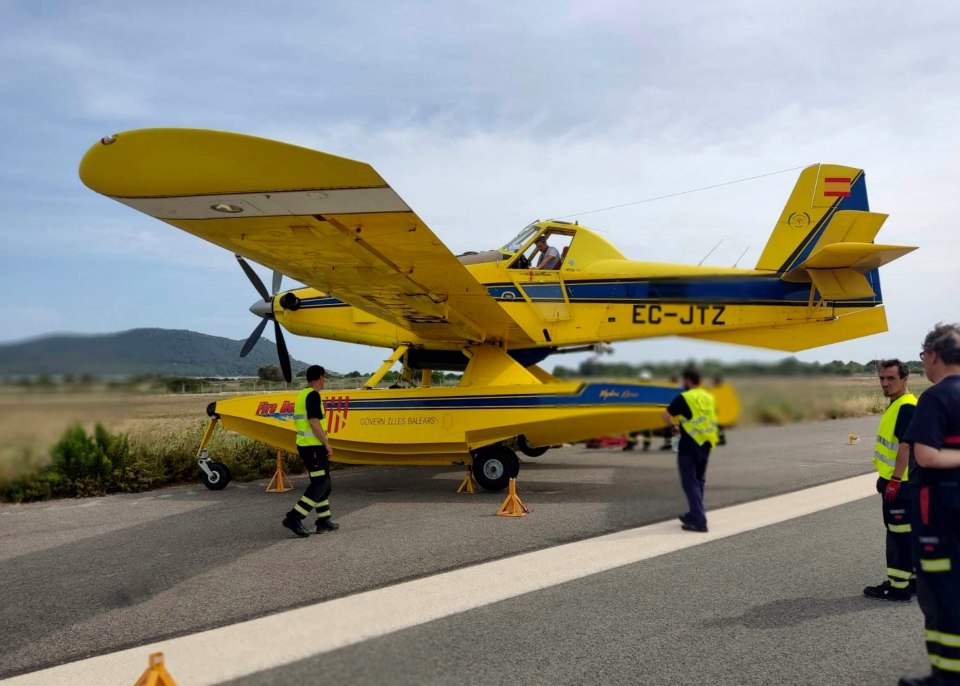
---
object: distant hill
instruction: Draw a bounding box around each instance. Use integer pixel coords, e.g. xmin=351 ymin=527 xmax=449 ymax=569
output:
xmin=0 ymin=328 xmax=310 ymax=378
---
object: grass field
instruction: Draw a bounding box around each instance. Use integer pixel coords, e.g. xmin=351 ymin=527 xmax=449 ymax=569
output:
xmin=0 ymin=389 xmax=213 ymax=480
xmin=0 ymin=374 xmax=932 ymax=482
xmin=734 ymin=374 xmax=930 ymax=427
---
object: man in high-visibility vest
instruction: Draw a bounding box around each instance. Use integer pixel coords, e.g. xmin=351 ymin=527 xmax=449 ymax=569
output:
xmin=864 ymin=359 xmax=918 ymax=602
xmin=899 ymin=323 xmax=960 ymax=686
xmin=663 ymin=367 xmax=718 ymax=533
xmin=282 ymin=364 xmax=339 ymax=538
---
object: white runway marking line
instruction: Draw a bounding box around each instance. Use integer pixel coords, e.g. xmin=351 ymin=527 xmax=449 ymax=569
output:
xmin=4 ymin=473 xmax=876 ymax=686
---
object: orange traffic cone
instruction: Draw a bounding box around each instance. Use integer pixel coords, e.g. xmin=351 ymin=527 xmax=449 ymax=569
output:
xmin=266 ymin=450 xmax=294 ymax=492
xmin=496 ymin=478 xmax=530 ymax=517
xmin=133 ymin=652 xmax=179 ymax=686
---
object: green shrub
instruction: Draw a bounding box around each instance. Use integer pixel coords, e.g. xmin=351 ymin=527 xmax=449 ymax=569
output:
xmin=0 ymin=470 xmax=67 ymax=503
xmin=49 ymin=423 xmax=133 ymax=496
xmin=2 ymin=420 xmax=317 ymax=503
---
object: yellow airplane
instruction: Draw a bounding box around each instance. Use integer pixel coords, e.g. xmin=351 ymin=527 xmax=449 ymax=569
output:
xmin=79 ymin=129 xmax=915 ymax=491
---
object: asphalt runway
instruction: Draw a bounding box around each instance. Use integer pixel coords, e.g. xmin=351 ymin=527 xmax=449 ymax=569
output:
xmin=0 ymin=416 xmax=934 ymax=684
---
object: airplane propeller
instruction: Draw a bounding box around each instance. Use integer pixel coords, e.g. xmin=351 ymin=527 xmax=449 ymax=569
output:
xmin=236 ymin=255 xmax=293 ymax=382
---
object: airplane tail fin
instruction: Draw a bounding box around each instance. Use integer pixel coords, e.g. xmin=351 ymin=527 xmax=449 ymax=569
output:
xmin=755 ymin=164 xmax=915 ymax=301
xmin=683 ymin=164 xmax=916 ymax=352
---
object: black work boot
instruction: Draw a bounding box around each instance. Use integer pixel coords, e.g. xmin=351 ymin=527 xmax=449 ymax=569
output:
xmin=316 ymin=519 xmax=340 ymax=534
xmin=281 ymin=514 xmax=309 ymax=538
xmin=863 ymin=581 xmax=911 ymax=601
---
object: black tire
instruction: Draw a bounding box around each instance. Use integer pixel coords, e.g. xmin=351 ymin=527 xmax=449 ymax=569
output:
xmin=201 ymin=462 xmax=231 ymax=490
xmin=517 ymin=434 xmax=548 ymax=458
xmin=471 ymin=445 xmax=519 ymax=492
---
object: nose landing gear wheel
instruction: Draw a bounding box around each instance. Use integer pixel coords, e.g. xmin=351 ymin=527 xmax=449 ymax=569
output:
xmin=201 ymin=461 xmax=231 ymax=490
xmin=471 ymin=445 xmax=519 ymax=492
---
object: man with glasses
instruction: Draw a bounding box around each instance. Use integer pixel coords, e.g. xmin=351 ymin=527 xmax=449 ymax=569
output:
xmin=899 ymin=323 xmax=960 ymax=686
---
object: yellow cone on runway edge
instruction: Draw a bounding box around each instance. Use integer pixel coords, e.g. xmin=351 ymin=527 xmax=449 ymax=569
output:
xmin=457 ymin=468 xmax=479 ymax=494
xmin=133 ymin=652 xmax=179 ymax=686
xmin=848 ymin=433 xmax=860 ymax=445
xmin=266 ymin=450 xmax=294 ymax=492
xmin=496 ymin=478 xmax=530 ymax=517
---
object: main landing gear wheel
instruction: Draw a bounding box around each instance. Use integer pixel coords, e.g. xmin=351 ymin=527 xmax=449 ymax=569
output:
xmin=200 ymin=461 xmax=231 ymax=490
xmin=471 ymin=445 xmax=520 ymax=492
xmin=517 ymin=434 xmax=548 ymax=458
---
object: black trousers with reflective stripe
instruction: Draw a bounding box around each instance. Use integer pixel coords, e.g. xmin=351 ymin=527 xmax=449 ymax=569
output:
xmin=914 ymin=484 xmax=960 ymax=683
xmin=288 ymin=444 xmax=332 ymax=522
xmin=877 ymin=477 xmax=915 ymax=585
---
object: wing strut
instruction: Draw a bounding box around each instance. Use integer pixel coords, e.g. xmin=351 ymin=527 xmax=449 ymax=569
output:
xmin=364 ymin=346 xmax=409 ymax=389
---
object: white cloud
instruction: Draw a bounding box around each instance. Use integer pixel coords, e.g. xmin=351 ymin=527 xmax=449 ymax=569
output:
xmin=2 ymin=0 xmax=960 ymax=372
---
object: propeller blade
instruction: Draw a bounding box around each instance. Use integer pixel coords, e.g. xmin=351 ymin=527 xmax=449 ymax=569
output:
xmin=274 ymin=320 xmax=292 ymax=382
xmin=271 ymin=270 xmax=283 ymax=296
xmin=240 ymin=318 xmax=269 ymax=358
xmin=235 ymin=254 xmax=270 ymax=301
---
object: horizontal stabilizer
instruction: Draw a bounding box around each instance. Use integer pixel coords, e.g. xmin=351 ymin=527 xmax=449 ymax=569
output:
xmin=800 ymin=243 xmax=916 ymax=271
xmin=816 ymin=210 xmax=888 ymax=245
xmin=783 ymin=242 xmax=916 ymax=299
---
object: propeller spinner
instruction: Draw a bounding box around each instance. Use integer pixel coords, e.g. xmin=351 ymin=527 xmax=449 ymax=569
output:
xmin=236 ymin=255 xmax=293 ymax=382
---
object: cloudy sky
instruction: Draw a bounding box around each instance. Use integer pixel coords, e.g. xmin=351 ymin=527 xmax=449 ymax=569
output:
xmin=2 ymin=1 xmax=957 ymax=374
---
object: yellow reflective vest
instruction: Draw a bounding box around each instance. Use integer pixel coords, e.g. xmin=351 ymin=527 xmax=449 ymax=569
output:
xmin=873 ymin=392 xmax=917 ymax=480
xmin=679 ymin=388 xmax=719 ymax=447
xmin=294 ymin=387 xmax=322 ymax=447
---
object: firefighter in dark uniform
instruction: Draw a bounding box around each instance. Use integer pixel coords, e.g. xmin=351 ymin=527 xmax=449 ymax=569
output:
xmin=663 ymin=367 xmax=718 ymax=533
xmin=864 ymin=359 xmax=917 ymax=601
xmin=281 ymin=365 xmax=340 ymax=538
xmin=899 ymin=323 xmax=960 ymax=686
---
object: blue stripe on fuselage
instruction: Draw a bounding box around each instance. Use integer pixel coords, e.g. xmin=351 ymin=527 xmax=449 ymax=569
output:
xmin=341 ymin=382 xmax=679 ymax=411
xmin=487 ymin=275 xmax=877 ymax=306
xmin=296 ymin=297 xmax=347 ymax=308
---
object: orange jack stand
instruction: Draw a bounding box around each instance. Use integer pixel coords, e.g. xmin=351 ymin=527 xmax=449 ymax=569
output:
xmin=266 ymin=450 xmax=294 ymax=493
xmin=457 ymin=467 xmax=479 ymax=493
xmin=133 ymin=652 xmax=179 ymax=686
xmin=496 ymin=478 xmax=530 ymax=517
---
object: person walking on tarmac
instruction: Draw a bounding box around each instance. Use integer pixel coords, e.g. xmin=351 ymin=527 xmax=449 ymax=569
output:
xmin=282 ymin=365 xmax=340 ymax=538
xmin=864 ymin=359 xmax=918 ymax=601
xmin=899 ymin=323 xmax=960 ymax=686
xmin=663 ymin=367 xmax=719 ymax=533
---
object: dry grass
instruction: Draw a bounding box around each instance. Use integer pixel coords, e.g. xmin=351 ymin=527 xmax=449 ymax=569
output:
xmin=732 ymin=375 xmax=931 ymax=427
xmin=0 ymin=388 xmax=213 ymax=480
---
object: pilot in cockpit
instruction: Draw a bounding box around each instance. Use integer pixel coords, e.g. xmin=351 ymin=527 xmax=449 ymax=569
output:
xmin=533 ymin=235 xmax=560 ymax=269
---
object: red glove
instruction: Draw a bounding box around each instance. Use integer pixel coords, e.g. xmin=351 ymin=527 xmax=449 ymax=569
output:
xmin=883 ymin=478 xmax=902 ymax=502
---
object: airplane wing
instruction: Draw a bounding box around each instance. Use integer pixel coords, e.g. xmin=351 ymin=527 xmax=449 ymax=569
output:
xmin=79 ymin=129 xmax=534 ymax=347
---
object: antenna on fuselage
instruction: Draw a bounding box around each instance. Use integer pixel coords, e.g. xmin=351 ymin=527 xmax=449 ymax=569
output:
xmin=732 ymin=247 xmax=750 ymax=268
xmin=697 ymin=238 xmax=724 ymax=266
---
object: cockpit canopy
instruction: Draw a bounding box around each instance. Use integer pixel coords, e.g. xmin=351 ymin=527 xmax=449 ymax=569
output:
xmin=455 ymin=219 xmax=624 ymax=269
xmin=500 ymin=223 xmax=541 ymax=254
